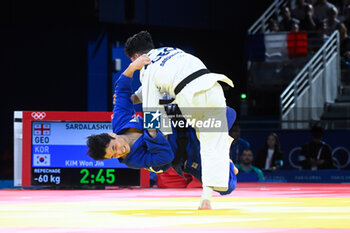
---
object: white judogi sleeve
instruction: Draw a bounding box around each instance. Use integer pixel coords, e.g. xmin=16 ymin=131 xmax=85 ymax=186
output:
xmin=134 ymin=86 xmax=143 ymax=102
xmin=140 ymin=67 xmax=172 ymax=135
xmin=140 ymin=68 xmax=163 ymax=109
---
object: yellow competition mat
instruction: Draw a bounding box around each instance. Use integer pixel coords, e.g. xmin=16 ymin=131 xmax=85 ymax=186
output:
xmin=0 ymin=183 xmax=349 ymax=233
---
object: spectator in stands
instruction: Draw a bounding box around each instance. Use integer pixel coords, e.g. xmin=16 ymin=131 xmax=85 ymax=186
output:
xmin=313 ymin=0 xmax=336 ymax=21
xmin=325 ymin=6 xmax=342 ymax=35
xmin=255 ymin=133 xmax=284 ymax=172
xmin=342 ymin=4 xmax=350 ymax=33
xmin=336 ymin=23 xmax=350 ymax=66
xmin=310 ymin=20 xmax=330 ymax=46
xmin=298 ymin=125 xmax=333 ymax=170
xmin=229 ymin=124 xmax=250 ymax=164
xmin=279 ymin=6 xmax=300 ymax=31
xmin=299 ymin=4 xmax=318 ymax=31
xmin=292 ymin=0 xmax=310 ymax=20
xmin=332 ymin=0 xmax=349 ymax=21
xmin=268 ymin=18 xmax=280 ymax=32
xmin=236 ymin=148 xmax=265 ymax=181
xmin=291 ymin=21 xmax=301 ymax=32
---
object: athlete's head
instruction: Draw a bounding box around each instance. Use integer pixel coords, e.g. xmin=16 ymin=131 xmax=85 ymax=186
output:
xmin=87 ymin=133 xmax=130 ymax=160
xmin=125 ymin=31 xmax=154 ymax=61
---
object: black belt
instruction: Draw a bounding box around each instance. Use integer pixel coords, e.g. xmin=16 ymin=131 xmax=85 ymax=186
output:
xmin=174 ymin=68 xmax=210 ymax=95
xmin=159 ymin=68 xmax=210 ymax=105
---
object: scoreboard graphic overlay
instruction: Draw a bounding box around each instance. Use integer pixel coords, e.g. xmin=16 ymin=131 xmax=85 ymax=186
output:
xmin=22 ymin=111 xmax=149 ymax=187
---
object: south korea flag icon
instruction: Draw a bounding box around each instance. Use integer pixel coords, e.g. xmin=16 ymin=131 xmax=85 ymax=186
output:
xmin=33 ymin=154 xmax=51 ymax=166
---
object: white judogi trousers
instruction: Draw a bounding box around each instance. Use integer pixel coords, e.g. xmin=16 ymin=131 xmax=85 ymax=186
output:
xmin=175 ymin=78 xmax=232 ymax=190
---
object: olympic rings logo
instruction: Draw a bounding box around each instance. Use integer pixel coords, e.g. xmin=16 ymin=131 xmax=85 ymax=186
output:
xmin=332 ymin=147 xmax=350 ymax=169
xmin=288 ymin=146 xmax=350 ymax=169
xmin=31 ymin=112 xmax=46 ymax=120
xmin=288 ymin=147 xmax=302 ymax=169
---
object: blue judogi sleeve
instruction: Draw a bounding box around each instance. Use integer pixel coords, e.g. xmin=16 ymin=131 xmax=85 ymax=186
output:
xmin=112 ymin=74 xmax=136 ymax=134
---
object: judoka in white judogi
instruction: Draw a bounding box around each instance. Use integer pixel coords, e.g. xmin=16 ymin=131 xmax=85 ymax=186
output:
xmin=135 ymin=47 xmax=234 ymax=191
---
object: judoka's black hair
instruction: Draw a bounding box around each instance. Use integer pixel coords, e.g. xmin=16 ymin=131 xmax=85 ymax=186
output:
xmin=125 ymin=31 xmax=154 ymax=58
xmin=86 ymin=133 xmax=114 ymax=161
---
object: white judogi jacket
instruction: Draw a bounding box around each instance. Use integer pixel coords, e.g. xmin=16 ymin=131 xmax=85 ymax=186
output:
xmin=136 ymin=47 xmax=234 ymax=134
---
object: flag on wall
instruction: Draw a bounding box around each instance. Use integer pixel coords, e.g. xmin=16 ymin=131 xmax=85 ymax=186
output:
xmin=247 ymin=32 xmax=308 ymax=62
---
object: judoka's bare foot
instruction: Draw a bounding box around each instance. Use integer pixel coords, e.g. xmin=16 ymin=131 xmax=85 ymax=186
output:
xmin=198 ymin=199 xmax=212 ymax=210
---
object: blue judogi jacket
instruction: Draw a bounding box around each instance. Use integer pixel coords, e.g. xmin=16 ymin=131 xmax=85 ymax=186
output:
xmin=113 ymin=74 xmax=236 ymax=195
xmin=112 ymin=74 xmax=174 ymax=172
